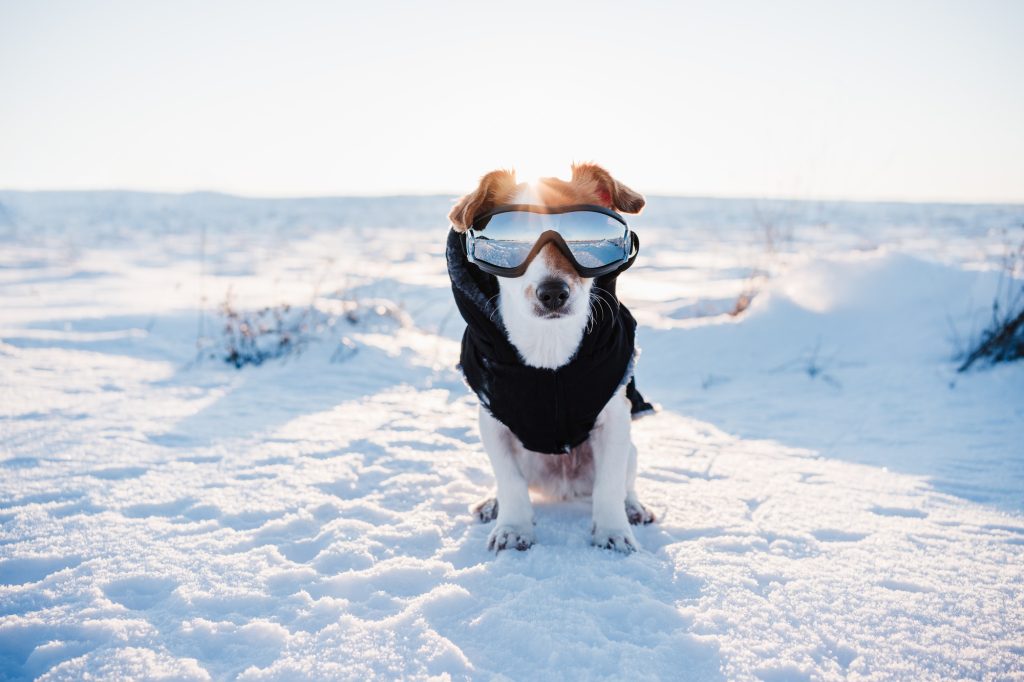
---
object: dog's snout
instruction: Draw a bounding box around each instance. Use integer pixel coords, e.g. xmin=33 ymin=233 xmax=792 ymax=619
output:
xmin=536 ymin=279 xmax=570 ymax=311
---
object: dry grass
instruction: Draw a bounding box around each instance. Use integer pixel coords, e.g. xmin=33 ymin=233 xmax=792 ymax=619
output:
xmin=958 ymin=228 xmax=1024 ymax=372
xmin=730 ymin=203 xmax=796 ymax=316
xmin=209 ymin=288 xmax=409 ymax=369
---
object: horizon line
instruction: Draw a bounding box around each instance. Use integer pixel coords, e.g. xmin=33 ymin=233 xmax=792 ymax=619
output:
xmin=1 ymin=187 xmax=1023 ymax=209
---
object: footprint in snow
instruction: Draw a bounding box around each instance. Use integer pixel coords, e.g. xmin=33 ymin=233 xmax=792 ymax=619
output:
xmin=103 ymin=575 xmax=178 ymax=609
xmin=88 ymin=466 xmax=147 ymax=480
xmin=811 ymin=529 xmax=869 ymax=542
xmin=0 ymin=555 xmax=82 ymax=586
xmin=869 ymin=506 xmax=927 ymax=519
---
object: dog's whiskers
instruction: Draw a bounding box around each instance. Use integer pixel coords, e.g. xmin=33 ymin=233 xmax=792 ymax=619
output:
xmin=589 ymin=290 xmax=612 ymax=324
xmin=592 ymin=285 xmax=621 ymax=311
xmin=484 ymin=292 xmax=502 ymax=322
xmin=587 ymin=293 xmax=603 ymax=331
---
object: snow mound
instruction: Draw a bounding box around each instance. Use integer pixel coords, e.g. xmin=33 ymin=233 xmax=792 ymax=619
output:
xmin=643 ymin=251 xmax=1024 ymax=509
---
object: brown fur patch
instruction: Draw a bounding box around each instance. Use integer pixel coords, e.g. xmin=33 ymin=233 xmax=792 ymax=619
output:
xmin=532 ymin=177 xmax=594 ymax=207
xmin=540 ymin=243 xmax=583 ymax=287
xmin=570 ymin=163 xmax=646 ymax=214
xmin=449 ymin=164 xmax=645 ymax=231
xmin=448 ymin=169 xmax=519 ymax=232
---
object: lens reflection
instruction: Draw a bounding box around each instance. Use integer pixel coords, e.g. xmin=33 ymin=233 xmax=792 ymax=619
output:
xmin=470 ymin=209 xmax=629 ymax=271
xmin=568 ymin=237 xmax=628 ymax=267
xmin=473 ymin=239 xmax=532 ymax=268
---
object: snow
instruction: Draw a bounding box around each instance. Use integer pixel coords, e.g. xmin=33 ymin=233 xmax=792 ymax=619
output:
xmin=1 ymin=191 xmax=1023 ymax=680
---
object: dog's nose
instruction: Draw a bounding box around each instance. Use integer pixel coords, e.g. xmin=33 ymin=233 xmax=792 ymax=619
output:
xmin=536 ymin=279 xmax=570 ymax=311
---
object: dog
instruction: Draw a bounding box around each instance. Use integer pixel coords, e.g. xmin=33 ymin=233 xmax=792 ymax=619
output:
xmin=448 ymin=163 xmax=655 ymax=553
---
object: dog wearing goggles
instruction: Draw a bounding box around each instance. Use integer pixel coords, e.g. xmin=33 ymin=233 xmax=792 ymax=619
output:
xmin=448 ymin=163 xmax=655 ymax=553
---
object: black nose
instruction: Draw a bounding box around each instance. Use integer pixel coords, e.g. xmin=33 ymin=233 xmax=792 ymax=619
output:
xmin=536 ymin=279 xmax=570 ymax=311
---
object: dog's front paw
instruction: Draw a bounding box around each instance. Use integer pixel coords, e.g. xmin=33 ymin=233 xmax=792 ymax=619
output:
xmin=471 ymin=497 xmax=499 ymax=524
xmin=487 ymin=524 xmax=534 ymax=552
xmin=625 ymin=500 xmax=656 ymax=525
xmin=592 ymin=526 xmax=638 ymax=553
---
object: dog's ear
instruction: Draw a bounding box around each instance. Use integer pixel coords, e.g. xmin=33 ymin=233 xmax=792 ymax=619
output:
xmin=449 ymin=169 xmax=517 ymax=232
xmin=570 ymin=163 xmax=645 ymax=214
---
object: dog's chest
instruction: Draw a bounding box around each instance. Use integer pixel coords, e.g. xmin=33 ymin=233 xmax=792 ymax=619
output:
xmin=499 ymin=303 xmax=587 ymax=370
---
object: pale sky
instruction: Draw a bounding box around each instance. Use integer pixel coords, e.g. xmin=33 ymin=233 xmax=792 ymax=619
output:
xmin=1 ymin=0 xmax=1022 ymax=203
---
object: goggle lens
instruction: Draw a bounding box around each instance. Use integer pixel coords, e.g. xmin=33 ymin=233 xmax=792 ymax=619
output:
xmin=468 ymin=206 xmax=631 ymax=277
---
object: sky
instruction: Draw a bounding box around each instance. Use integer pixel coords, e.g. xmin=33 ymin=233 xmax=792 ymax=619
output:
xmin=1 ymin=0 xmax=1022 ymax=203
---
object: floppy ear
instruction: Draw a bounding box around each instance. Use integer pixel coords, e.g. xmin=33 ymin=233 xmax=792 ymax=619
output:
xmin=448 ymin=169 xmax=517 ymax=232
xmin=570 ymin=163 xmax=646 ymax=214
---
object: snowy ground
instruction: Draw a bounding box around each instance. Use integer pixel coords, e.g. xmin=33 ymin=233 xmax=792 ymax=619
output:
xmin=1 ymin=192 xmax=1022 ymax=680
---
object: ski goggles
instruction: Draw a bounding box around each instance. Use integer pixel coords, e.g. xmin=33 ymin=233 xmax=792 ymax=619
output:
xmin=465 ymin=204 xmax=637 ymax=277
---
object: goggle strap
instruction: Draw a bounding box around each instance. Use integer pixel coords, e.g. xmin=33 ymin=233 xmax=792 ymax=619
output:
xmin=624 ymin=230 xmax=640 ymax=270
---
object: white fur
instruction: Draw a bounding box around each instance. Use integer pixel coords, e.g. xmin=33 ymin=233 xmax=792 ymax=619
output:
xmin=478 ymin=249 xmax=643 ymax=552
xmin=497 ymin=256 xmax=592 ymax=369
xmin=480 ymin=386 xmax=638 ymax=552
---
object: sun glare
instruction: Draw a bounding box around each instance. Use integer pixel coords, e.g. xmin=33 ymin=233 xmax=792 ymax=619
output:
xmin=512 ymin=161 xmax=560 ymax=187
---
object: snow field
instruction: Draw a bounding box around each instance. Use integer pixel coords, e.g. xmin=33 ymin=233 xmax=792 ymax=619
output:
xmin=1 ymin=193 xmax=1022 ymax=680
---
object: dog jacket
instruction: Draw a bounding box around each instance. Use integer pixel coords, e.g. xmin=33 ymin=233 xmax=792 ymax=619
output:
xmin=446 ymin=228 xmax=653 ymax=455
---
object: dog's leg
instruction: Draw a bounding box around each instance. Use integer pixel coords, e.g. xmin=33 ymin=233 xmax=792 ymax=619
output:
xmin=590 ymin=388 xmax=638 ymax=552
xmin=470 ymin=497 xmax=498 ymax=523
xmin=625 ymin=443 xmax=656 ymax=525
xmin=479 ymin=408 xmax=535 ymax=551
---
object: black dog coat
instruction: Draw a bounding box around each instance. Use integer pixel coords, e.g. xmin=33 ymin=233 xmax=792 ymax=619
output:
xmin=446 ymin=228 xmax=653 ymax=455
